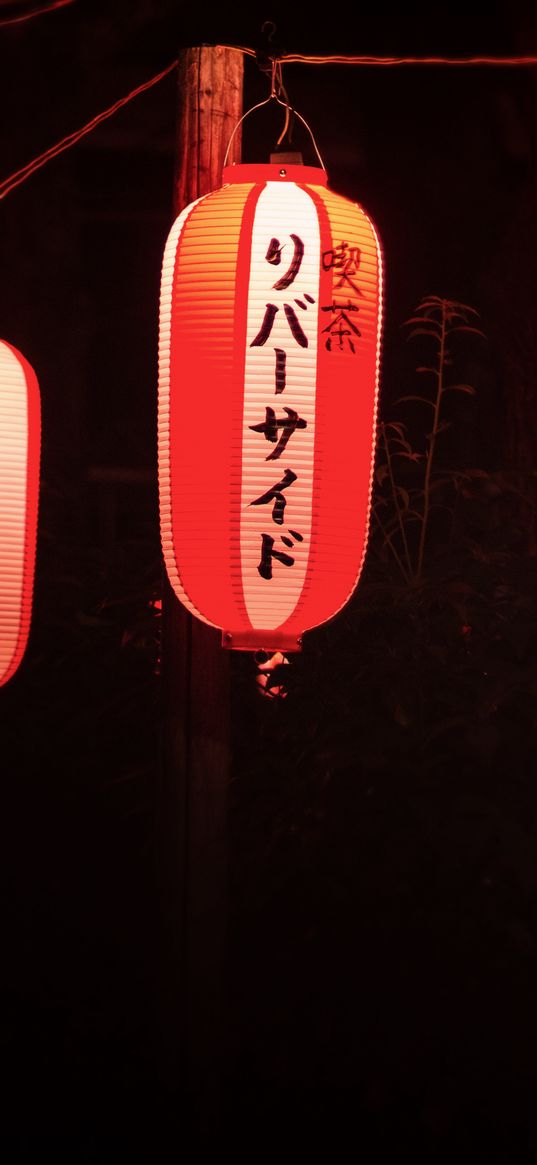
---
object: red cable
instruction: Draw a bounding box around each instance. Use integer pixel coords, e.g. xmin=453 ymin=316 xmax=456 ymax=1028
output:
xmin=282 ymin=53 xmax=537 ymax=66
xmin=2 ymin=47 xmax=537 ymax=201
xmin=0 ymin=0 xmax=75 ymax=27
xmin=0 ymin=60 xmax=177 ymax=200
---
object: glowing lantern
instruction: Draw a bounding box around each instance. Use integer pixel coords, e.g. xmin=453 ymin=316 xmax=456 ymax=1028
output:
xmin=0 ymin=341 xmax=40 ymax=685
xmin=159 ymin=162 xmax=382 ymax=652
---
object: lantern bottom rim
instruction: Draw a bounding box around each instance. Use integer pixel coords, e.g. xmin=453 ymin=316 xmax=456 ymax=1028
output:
xmin=222 ymin=628 xmax=303 ymax=652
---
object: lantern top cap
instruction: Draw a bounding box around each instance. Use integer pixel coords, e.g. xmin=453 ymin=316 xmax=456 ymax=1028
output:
xmin=222 ymin=163 xmax=328 ymax=187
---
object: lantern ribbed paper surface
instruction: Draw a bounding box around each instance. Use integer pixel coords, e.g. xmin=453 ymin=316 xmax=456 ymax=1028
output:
xmin=0 ymin=341 xmax=40 ymax=684
xmin=159 ymin=163 xmax=382 ymax=651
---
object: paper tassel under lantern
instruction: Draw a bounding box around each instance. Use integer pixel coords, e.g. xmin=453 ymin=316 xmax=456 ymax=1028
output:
xmin=0 ymin=341 xmax=40 ymax=684
xmin=159 ymin=161 xmax=382 ymax=652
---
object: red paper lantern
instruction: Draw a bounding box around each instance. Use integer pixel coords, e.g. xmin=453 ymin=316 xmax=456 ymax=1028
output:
xmin=159 ymin=162 xmax=382 ymax=652
xmin=0 ymin=341 xmax=40 ymax=685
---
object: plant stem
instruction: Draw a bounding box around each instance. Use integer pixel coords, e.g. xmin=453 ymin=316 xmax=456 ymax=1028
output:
xmin=381 ymin=422 xmax=413 ymax=579
xmin=416 ymin=301 xmax=446 ymax=580
xmin=372 ymin=505 xmax=410 ymax=583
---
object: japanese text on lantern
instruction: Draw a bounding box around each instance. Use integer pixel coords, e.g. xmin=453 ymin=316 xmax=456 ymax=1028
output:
xmin=322 ymin=241 xmax=362 ymax=353
xmin=249 ymin=233 xmax=309 ymax=580
xmin=248 ymin=233 xmax=364 ymax=580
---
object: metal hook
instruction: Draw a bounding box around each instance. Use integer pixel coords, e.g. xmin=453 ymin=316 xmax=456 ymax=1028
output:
xmin=223 ymin=88 xmax=326 ymax=170
xmin=256 ymin=20 xmax=280 ymax=78
xmin=261 ymin=19 xmax=277 ymax=44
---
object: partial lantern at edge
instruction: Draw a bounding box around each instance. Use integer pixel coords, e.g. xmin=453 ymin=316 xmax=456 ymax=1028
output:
xmin=0 ymin=341 xmax=40 ymax=684
xmin=158 ymin=162 xmax=383 ymax=652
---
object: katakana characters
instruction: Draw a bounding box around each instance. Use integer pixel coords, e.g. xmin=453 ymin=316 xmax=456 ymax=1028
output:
xmin=249 ymin=406 xmax=307 ymax=460
xmin=257 ymin=529 xmax=304 ymax=580
xmin=250 ymin=468 xmax=297 ymax=524
xmin=266 ymin=234 xmax=304 ymax=290
xmin=250 ymin=297 xmax=315 ymax=349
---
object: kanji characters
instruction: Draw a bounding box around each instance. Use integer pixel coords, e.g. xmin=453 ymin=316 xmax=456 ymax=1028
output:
xmin=322 ymin=241 xmax=364 ymax=297
xmin=321 ymin=299 xmax=361 ymax=353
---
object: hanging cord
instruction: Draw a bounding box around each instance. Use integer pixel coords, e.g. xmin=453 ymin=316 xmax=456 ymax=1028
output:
xmin=272 ymin=59 xmax=295 ymax=147
xmin=223 ymin=56 xmax=326 ymax=169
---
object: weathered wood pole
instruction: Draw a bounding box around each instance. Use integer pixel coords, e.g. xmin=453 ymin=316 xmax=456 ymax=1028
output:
xmin=157 ymin=44 xmax=243 ymax=1130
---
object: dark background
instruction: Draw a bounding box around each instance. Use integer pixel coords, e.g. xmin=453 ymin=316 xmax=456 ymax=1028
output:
xmin=2 ymin=0 xmax=537 ymax=1156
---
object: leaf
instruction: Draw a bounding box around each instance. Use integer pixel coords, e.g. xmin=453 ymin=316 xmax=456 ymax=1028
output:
xmin=396 ymin=487 xmax=410 ymax=508
xmin=404 ymin=316 xmax=441 ymax=328
xmin=430 ymin=501 xmax=455 ymax=514
xmin=407 ymin=328 xmax=441 ymax=340
xmin=376 ymin=464 xmax=389 ymax=485
xmin=450 ymin=325 xmax=486 ymax=338
xmin=445 ymin=300 xmax=480 ymax=316
xmin=416 ymin=366 xmax=438 ymax=374
xmin=429 ymin=476 xmax=459 ymax=491
xmin=393 ymin=450 xmax=424 ymax=462
xmin=443 ymin=383 xmax=476 ymax=395
xmin=383 ymin=421 xmax=408 ymax=436
xmin=394 ymin=395 xmax=436 ymax=407
xmin=426 ymin=420 xmax=451 ymax=437
xmin=417 ymin=296 xmax=443 ymax=308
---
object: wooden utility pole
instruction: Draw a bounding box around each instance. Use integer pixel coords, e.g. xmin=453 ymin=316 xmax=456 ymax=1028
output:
xmin=157 ymin=45 xmax=243 ymax=1134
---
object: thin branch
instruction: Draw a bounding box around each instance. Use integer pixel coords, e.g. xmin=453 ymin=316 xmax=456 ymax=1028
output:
xmin=372 ymin=504 xmax=411 ymax=583
xmin=417 ymin=302 xmax=446 ymax=579
xmin=380 ymin=422 xmax=413 ymax=577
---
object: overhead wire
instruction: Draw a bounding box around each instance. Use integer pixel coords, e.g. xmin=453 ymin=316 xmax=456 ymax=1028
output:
xmin=0 ymin=0 xmax=76 ymax=27
xmin=2 ymin=45 xmax=537 ymax=200
xmin=0 ymin=60 xmax=177 ymax=200
xmin=281 ymin=53 xmax=537 ymax=66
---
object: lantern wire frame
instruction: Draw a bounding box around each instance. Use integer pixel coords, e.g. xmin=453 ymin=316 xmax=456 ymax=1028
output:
xmin=223 ymin=58 xmax=326 ymax=170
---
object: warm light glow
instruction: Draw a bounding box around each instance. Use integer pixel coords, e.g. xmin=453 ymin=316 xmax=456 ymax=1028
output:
xmin=158 ymin=162 xmax=382 ymax=652
xmin=0 ymin=341 xmax=40 ymax=685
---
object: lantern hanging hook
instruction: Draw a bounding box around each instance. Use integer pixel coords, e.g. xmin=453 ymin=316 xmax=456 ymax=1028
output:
xmin=222 ymin=28 xmax=321 ymax=168
xmin=223 ymin=81 xmax=326 ymax=170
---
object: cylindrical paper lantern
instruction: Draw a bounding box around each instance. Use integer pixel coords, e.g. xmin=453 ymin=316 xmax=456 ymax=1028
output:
xmin=159 ymin=162 xmax=382 ymax=652
xmin=0 ymin=341 xmax=40 ymax=685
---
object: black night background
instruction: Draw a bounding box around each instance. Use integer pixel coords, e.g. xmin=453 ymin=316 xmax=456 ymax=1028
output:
xmin=2 ymin=0 xmax=537 ymax=1156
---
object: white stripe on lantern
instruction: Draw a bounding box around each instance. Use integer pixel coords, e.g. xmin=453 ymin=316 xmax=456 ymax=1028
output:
xmin=0 ymin=343 xmax=28 ymax=678
xmin=240 ymin=183 xmax=320 ymax=628
xmin=158 ymin=194 xmax=217 ymax=627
